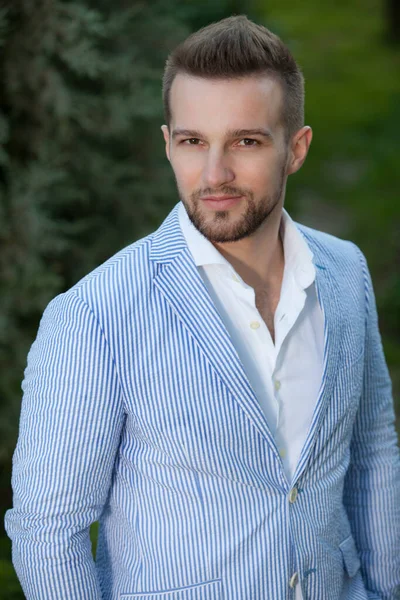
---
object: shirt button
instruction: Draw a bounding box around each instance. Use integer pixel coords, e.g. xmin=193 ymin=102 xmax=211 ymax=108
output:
xmin=250 ymin=321 xmax=260 ymax=330
xmin=279 ymin=448 xmax=286 ymax=459
xmin=289 ymin=572 xmax=299 ymax=588
xmin=232 ymin=274 xmax=239 ymax=282
xmin=274 ymin=380 xmax=281 ymax=391
xmin=289 ymin=487 xmax=298 ymax=503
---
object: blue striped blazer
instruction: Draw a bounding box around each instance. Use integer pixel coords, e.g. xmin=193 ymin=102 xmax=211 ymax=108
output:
xmin=5 ymin=203 xmax=400 ymax=600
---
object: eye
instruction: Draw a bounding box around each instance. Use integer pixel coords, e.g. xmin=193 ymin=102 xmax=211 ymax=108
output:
xmin=182 ymin=138 xmax=202 ymax=145
xmin=238 ymin=138 xmax=259 ymax=146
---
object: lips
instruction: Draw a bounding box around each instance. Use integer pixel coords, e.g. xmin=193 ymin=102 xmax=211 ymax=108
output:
xmin=201 ymin=196 xmax=243 ymax=210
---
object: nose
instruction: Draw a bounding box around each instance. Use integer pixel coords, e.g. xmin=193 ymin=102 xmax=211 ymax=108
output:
xmin=202 ymin=150 xmax=235 ymax=189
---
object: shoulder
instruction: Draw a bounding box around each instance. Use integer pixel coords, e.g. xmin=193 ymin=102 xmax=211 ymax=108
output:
xmin=295 ymin=221 xmax=372 ymax=315
xmin=41 ymin=204 xmax=184 ymax=329
xmin=296 ymin=221 xmax=367 ymax=278
xmin=45 ymin=231 xmax=157 ymax=329
xmin=74 ymin=231 xmax=155 ymax=297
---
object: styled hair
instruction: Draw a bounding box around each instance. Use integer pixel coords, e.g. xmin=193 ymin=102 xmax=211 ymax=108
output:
xmin=162 ymin=15 xmax=305 ymax=142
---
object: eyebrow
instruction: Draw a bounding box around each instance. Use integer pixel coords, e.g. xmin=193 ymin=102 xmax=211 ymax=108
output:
xmin=171 ymin=128 xmax=274 ymax=141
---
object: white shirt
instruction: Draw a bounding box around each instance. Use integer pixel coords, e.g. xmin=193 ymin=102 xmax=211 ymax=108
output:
xmin=178 ymin=202 xmax=325 ymax=599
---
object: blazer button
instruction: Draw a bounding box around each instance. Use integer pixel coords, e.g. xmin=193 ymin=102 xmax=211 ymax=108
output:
xmin=289 ymin=487 xmax=298 ymax=503
xmin=289 ymin=572 xmax=299 ymax=588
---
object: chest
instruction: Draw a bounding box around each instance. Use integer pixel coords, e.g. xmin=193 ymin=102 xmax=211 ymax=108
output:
xmin=254 ymin=286 xmax=281 ymax=341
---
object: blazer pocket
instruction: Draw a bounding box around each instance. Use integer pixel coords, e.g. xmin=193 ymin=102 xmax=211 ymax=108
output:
xmin=339 ymin=535 xmax=361 ymax=578
xmin=121 ymin=578 xmax=222 ymax=599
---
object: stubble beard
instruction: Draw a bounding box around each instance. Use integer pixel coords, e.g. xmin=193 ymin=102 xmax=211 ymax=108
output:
xmin=179 ymin=162 xmax=287 ymax=244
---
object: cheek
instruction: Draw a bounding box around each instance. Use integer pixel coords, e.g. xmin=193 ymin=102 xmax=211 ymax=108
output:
xmin=248 ymin=155 xmax=286 ymax=187
xmin=234 ymin=157 xmax=272 ymax=188
xmin=171 ymin=154 xmax=204 ymax=188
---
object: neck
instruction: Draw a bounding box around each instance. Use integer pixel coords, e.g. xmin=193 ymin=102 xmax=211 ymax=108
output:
xmin=212 ymin=205 xmax=285 ymax=290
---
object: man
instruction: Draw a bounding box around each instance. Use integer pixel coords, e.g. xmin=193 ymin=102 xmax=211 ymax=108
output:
xmin=5 ymin=15 xmax=400 ymax=600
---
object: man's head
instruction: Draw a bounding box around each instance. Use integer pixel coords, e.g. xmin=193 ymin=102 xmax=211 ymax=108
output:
xmin=163 ymin=15 xmax=304 ymax=144
xmin=161 ymin=16 xmax=312 ymax=244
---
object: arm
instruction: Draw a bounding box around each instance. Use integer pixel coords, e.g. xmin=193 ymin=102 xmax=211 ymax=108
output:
xmin=4 ymin=291 xmax=126 ymax=599
xmin=343 ymin=248 xmax=400 ymax=600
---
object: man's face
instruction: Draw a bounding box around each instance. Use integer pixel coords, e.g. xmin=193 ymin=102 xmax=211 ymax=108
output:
xmin=162 ymin=74 xmax=292 ymax=243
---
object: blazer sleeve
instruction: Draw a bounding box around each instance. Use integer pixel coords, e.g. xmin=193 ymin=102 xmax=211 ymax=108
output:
xmin=4 ymin=291 xmax=126 ymax=599
xmin=343 ymin=247 xmax=400 ymax=600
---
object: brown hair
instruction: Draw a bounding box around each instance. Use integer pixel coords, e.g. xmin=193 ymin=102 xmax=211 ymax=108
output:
xmin=162 ymin=15 xmax=305 ymax=142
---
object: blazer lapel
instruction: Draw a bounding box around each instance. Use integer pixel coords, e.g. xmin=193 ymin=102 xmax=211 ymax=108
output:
xmin=150 ymin=205 xmax=281 ymax=454
xmin=150 ymin=208 xmax=345 ymax=484
xmin=292 ymin=230 xmax=344 ymax=483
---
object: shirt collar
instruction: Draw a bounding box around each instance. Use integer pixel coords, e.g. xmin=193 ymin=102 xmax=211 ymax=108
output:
xmin=178 ymin=201 xmax=315 ymax=290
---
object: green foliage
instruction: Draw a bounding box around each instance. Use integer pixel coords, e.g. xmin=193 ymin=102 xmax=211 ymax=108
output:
xmin=90 ymin=521 xmax=99 ymax=557
xmin=0 ymin=561 xmax=24 ymax=599
xmin=0 ymin=0 xmax=188 ymax=465
xmin=0 ymin=536 xmax=23 ymax=599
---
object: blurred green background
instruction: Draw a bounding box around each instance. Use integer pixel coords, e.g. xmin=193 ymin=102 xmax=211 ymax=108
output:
xmin=0 ymin=0 xmax=399 ymax=596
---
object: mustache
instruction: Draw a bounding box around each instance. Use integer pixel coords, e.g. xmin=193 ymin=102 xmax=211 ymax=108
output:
xmin=191 ymin=186 xmax=252 ymax=201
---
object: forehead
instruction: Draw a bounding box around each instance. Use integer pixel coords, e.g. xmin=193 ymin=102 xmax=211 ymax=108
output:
xmin=169 ymin=74 xmax=284 ymax=134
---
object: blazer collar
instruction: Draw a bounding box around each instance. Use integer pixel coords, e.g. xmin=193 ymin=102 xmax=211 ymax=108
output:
xmin=149 ymin=204 xmax=187 ymax=263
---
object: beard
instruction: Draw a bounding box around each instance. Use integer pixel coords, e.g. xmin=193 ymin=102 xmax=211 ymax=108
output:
xmin=178 ymin=162 xmax=287 ymax=244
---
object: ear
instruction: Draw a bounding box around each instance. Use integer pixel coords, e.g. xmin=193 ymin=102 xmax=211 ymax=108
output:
xmin=286 ymin=126 xmax=313 ymax=175
xmin=161 ymin=125 xmax=171 ymax=161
